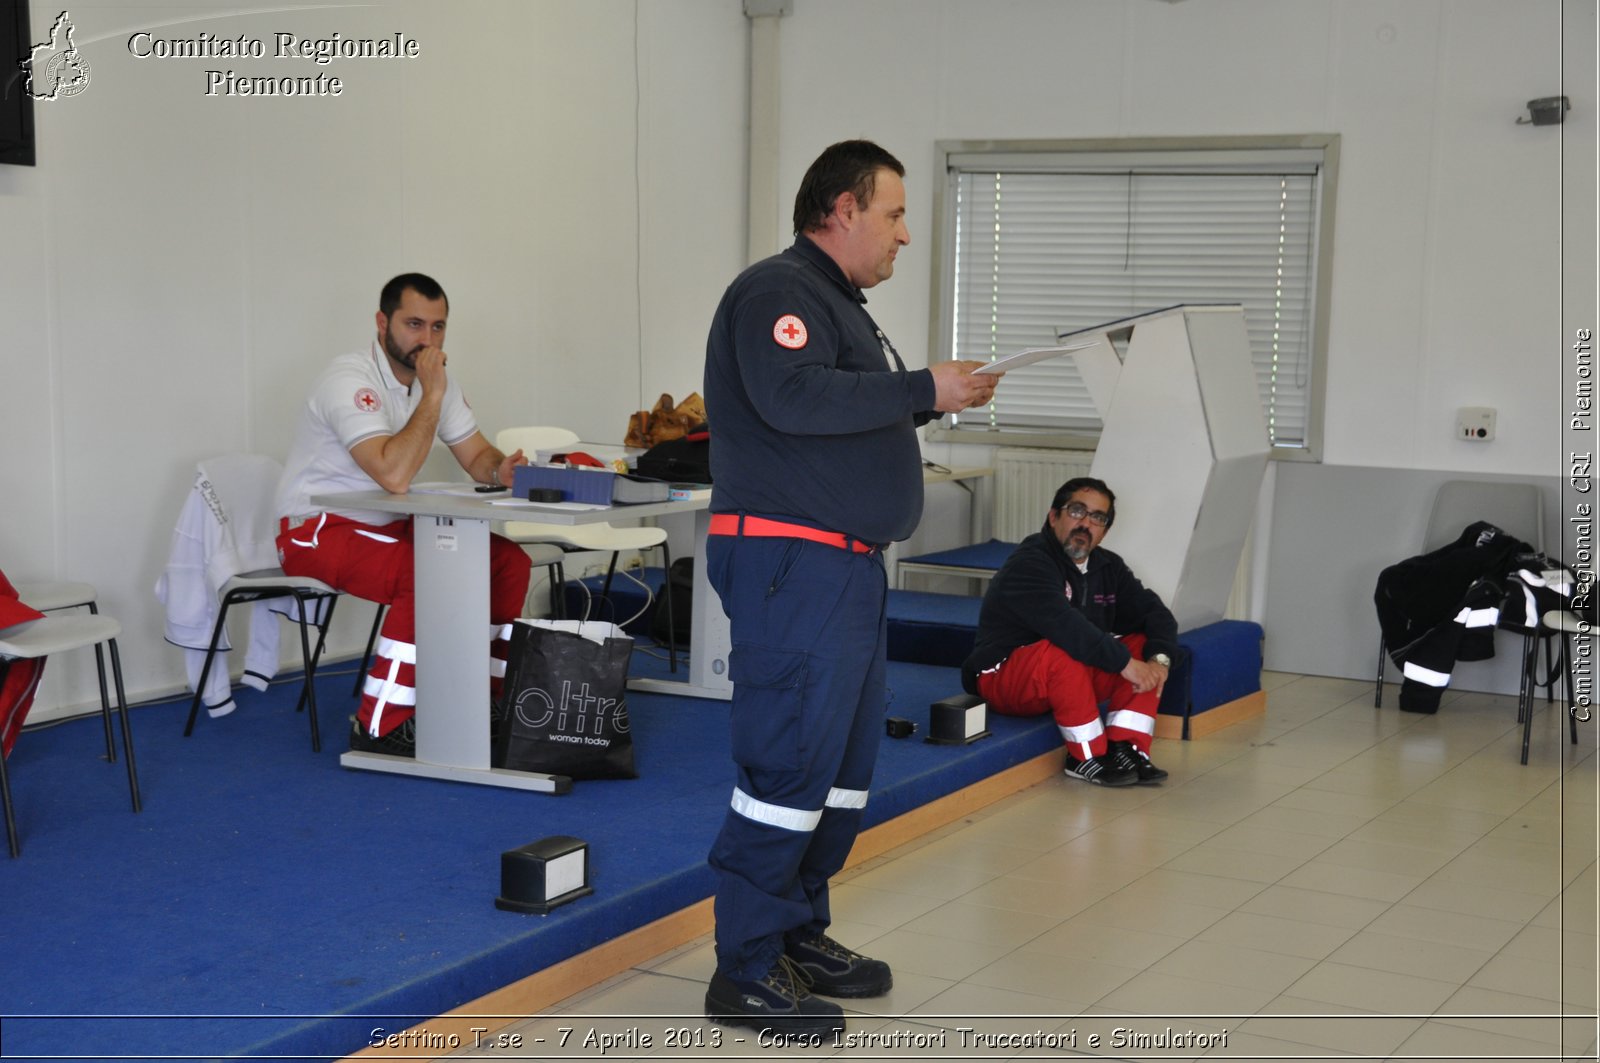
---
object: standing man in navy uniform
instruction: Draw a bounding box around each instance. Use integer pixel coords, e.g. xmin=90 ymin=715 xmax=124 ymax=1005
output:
xmin=701 ymin=140 xmax=1000 ymax=1035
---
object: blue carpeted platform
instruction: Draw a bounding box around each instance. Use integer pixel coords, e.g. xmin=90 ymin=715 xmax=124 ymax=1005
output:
xmin=885 ymin=589 xmax=982 ymax=667
xmin=896 ymin=538 xmax=1017 ymax=582
xmin=878 ymin=592 xmax=1265 ymax=727
xmin=0 ymin=651 xmax=1058 ymax=1062
xmin=1179 ymin=619 xmax=1265 ymax=713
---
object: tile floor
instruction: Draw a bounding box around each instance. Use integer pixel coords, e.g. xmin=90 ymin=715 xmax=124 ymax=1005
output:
xmin=444 ymin=673 xmax=1598 ymax=1061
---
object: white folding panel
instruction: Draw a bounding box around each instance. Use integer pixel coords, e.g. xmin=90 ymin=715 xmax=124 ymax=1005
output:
xmin=1062 ymin=306 xmax=1268 ymax=629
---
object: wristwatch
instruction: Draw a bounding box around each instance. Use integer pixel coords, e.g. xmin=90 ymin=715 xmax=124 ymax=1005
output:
xmin=1151 ymin=653 xmax=1172 ymax=669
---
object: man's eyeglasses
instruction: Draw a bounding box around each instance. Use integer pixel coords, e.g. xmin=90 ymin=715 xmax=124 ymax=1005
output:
xmin=1059 ymin=501 xmax=1111 ymax=527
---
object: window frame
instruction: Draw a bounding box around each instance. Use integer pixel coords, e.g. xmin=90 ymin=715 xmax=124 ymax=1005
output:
xmin=924 ymin=134 xmax=1340 ymax=462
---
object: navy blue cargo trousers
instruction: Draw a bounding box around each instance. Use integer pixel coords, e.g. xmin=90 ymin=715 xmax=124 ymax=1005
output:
xmin=705 ymin=531 xmax=888 ymax=981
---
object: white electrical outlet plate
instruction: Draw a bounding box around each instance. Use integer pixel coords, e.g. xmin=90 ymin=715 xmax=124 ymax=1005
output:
xmin=1456 ymin=406 xmax=1496 ymax=442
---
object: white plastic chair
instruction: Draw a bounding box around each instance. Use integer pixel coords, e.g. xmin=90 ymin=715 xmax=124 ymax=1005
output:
xmin=0 ymin=613 xmax=141 ymax=857
xmin=175 ymin=455 xmax=344 ymax=751
xmin=13 ymin=581 xmax=118 ymax=761
xmin=495 ymin=427 xmax=677 ymax=669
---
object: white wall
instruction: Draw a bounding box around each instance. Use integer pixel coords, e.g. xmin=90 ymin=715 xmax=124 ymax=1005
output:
xmin=764 ymin=0 xmax=1573 ymax=476
xmin=765 ymin=0 xmax=1591 ymax=690
xmin=0 ymin=0 xmax=748 ymax=718
xmin=2 ymin=0 xmax=1593 ymax=718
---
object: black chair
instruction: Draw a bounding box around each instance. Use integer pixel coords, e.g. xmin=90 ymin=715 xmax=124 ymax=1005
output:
xmin=1515 ymin=607 xmax=1586 ymax=765
xmin=175 ymin=456 xmax=343 ymax=752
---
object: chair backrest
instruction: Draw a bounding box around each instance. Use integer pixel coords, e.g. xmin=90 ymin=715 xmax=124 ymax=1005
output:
xmin=496 ymin=426 xmax=580 ymax=459
xmin=198 ymin=454 xmax=287 ymax=577
xmin=1424 ymin=480 xmax=1544 ymax=553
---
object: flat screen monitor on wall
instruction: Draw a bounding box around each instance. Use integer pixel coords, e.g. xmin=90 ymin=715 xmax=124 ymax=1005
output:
xmin=0 ymin=0 xmax=36 ymax=166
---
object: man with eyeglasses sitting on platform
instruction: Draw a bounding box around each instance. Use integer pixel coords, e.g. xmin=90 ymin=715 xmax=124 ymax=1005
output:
xmin=961 ymin=477 xmax=1178 ymax=787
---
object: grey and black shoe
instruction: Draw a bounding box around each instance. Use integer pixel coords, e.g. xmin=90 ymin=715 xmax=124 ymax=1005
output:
xmin=785 ymin=932 xmax=892 ymax=998
xmin=705 ymin=955 xmax=845 ymax=1037
xmin=1063 ymin=752 xmax=1137 ymax=787
xmin=1108 ymin=740 xmax=1168 ymax=784
xmin=348 ymin=717 xmax=415 ymax=758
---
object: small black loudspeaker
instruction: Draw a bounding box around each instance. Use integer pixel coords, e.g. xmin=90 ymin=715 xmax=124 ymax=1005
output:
xmin=925 ymin=694 xmax=990 ymax=745
xmin=496 ymin=835 xmax=593 ymax=914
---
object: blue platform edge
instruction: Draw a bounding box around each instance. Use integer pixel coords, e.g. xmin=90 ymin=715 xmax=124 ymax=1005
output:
xmin=1178 ymin=619 xmax=1265 ymax=714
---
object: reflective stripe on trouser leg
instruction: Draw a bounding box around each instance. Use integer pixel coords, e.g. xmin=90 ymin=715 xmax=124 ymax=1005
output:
xmin=976 ymin=639 xmax=1110 ymax=760
xmin=490 ymin=622 xmax=513 ymax=702
xmin=705 ymin=535 xmax=887 ymax=982
xmin=1058 ymin=718 xmax=1105 ymax=763
xmin=362 ymin=636 xmax=417 ymax=737
xmin=1102 ymin=633 xmax=1160 ymax=755
xmin=277 ymin=518 xmax=418 ymax=738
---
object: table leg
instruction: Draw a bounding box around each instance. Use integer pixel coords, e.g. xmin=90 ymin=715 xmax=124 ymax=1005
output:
xmin=340 ymin=514 xmax=569 ymax=793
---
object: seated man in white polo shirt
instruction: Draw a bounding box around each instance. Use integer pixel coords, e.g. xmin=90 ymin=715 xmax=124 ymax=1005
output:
xmin=274 ymin=272 xmax=532 ymax=755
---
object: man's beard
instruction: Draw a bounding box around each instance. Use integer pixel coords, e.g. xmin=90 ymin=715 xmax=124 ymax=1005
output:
xmin=1065 ymin=530 xmax=1092 ymax=562
xmin=383 ymin=327 xmax=422 ymax=370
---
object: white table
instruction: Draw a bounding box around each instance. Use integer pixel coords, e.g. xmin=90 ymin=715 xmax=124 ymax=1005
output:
xmin=312 ymin=489 xmax=720 ymax=791
xmin=314 ymin=465 xmax=991 ymax=790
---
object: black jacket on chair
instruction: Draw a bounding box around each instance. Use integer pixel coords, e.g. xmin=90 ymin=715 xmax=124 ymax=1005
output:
xmin=1374 ymin=521 xmax=1532 ymax=713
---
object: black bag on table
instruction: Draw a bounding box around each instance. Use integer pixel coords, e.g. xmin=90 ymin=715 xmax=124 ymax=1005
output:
xmin=636 ymin=425 xmax=711 ymax=484
xmin=492 ymin=620 xmax=637 ymax=780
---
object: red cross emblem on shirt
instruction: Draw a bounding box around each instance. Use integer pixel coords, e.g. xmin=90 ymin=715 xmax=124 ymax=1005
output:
xmin=354 ymin=387 xmax=381 ymax=412
xmin=773 ymin=314 xmax=808 ymax=350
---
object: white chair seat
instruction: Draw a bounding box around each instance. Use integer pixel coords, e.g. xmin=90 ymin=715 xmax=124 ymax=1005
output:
xmin=224 ymin=569 xmax=338 ymax=596
xmin=1542 ymin=609 xmax=1586 ymax=635
xmin=497 ymin=425 xmax=581 ymax=462
xmin=502 ymin=521 xmax=667 ymax=553
xmin=12 ymin=581 xmax=97 ymax=613
xmin=518 ymin=542 xmax=567 ymax=567
xmin=0 ymin=615 xmax=122 ymax=658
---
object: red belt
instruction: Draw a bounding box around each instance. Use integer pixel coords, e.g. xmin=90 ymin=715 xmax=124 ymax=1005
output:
xmin=708 ymin=513 xmax=877 ymax=554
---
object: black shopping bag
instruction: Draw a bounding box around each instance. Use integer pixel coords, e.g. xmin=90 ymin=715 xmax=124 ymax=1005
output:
xmin=493 ymin=620 xmax=637 ymax=780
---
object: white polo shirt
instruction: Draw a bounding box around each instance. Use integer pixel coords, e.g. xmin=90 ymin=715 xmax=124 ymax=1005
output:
xmin=276 ymin=341 xmax=479 ymax=525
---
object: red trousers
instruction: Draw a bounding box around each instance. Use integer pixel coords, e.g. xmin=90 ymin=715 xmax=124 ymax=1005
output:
xmin=976 ymin=633 xmax=1159 ymax=761
xmin=277 ymin=515 xmax=532 ymax=737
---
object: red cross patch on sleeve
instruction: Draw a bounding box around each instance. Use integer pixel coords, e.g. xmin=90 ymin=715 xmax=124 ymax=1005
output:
xmin=354 ymin=387 xmax=382 ymax=413
xmin=773 ymin=314 xmax=808 ymax=350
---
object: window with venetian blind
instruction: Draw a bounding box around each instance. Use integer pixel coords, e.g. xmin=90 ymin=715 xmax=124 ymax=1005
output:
xmin=928 ymin=136 xmax=1339 ymax=460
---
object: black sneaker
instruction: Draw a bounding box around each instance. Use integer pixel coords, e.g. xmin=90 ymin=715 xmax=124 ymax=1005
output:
xmin=1063 ymin=752 xmax=1137 ymax=787
xmin=349 ymin=717 xmax=415 ymax=758
xmin=705 ymin=955 xmax=845 ymax=1037
xmin=1108 ymin=740 xmax=1168 ymax=784
xmin=785 ymin=932 xmax=892 ymax=998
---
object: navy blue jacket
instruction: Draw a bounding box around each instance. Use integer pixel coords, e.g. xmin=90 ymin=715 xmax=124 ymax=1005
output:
xmin=961 ymin=525 xmax=1179 ymax=693
xmin=704 ymin=236 xmax=938 ymax=546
